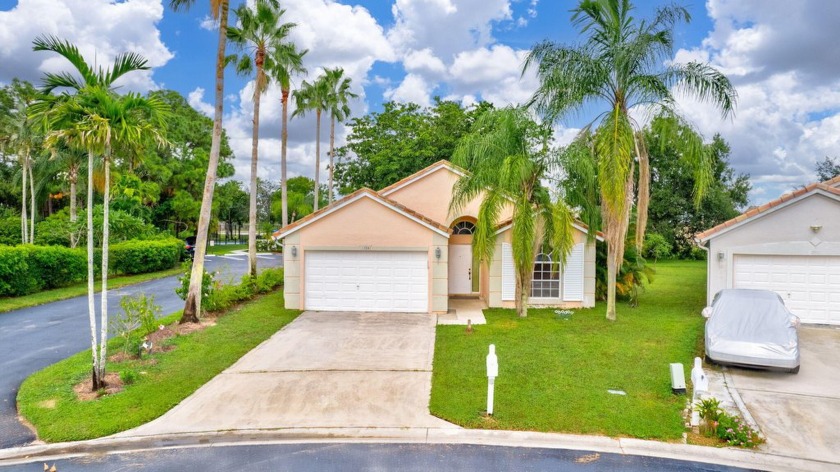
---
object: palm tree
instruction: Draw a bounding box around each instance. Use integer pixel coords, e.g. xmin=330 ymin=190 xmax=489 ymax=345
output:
xmin=323 ymin=67 xmax=357 ymax=204
xmin=292 ymin=74 xmax=330 ymax=212
xmin=524 ymin=0 xmax=736 ymax=321
xmin=46 ymin=142 xmax=86 ymax=247
xmin=1 ymin=94 xmax=40 ymax=243
xmin=169 ymin=0 xmax=231 ymax=323
xmin=267 ymin=34 xmax=306 ymax=228
xmin=450 ymin=107 xmax=575 ymax=318
xmin=228 ymin=0 xmax=298 ymax=277
xmin=33 ymin=36 xmax=168 ymax=390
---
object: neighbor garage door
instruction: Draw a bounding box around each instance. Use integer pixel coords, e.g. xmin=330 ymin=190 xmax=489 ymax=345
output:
xmin=734 ymin=254 xmax=840 ymax=325
xmin=304 ymin=251 xmax=428 ymax=313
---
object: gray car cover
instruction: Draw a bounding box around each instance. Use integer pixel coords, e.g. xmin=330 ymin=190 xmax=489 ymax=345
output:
xmin=705 ymin=289 xmax=800 ymax=369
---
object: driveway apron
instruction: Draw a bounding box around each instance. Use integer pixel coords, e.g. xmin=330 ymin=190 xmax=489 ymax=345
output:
xmin=727 ymin=327 xmax=840 ymax=463
xmin=119 ymin=311 xmax=456 ymax=437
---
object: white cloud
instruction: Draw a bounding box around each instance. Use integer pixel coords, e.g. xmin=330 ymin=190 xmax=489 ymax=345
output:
xmin=0 ymin=0 xmax=173 ymax=92
xmin=403 ymin=48 xmax=447 ymax=77
xmin=674 ymin=0 xmax=840 ymax=204
xmin=384 ymin=73 xmax=434 ymax=107
xmin=198 ymin=15 xmax=217 ymax=31
xmin=188 ymin=87 xmax=214 ymax=117
xmin=447 ymin=45 xmax=536 ymax=106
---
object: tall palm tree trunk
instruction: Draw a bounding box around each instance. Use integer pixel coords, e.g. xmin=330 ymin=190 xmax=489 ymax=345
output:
xmin=247 ymin=69 xmax=263 ymax=278
xmin=328 ymin=114 xmax=335 ymax=204
xmin=182 ymin=0 xmax=230 ymax=323
xmin=86 ymin=150 xmax=100 ymax=389
xmin=281 ymin=89 xmax=289 ymax=227
xmin=28 ymin=158 xmax=35 ymax=243
xmin=20 ymin=158 xmax=28 ymax=244
xmin=603 ymin=164 xmax=635 ymax=321
xmin=69 ymin=165 xmax=78 ymax=248
xmin=98 ymin=143 xmax=111 ymax=381
xmin=314 ymin=109 xmax=321 ymax=212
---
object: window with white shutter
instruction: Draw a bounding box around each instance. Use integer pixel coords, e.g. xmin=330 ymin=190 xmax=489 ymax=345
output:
xmin=562 ymin=243 xmax=585 ymax=301
xmin=501 ymin=243 xmax=515 ymax=301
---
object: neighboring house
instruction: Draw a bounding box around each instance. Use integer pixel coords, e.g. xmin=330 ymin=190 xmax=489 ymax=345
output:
xmin=274 ymin=161 xmax=602 ymax=314
xmin=696 ymin=175 xmax=840 ymax=325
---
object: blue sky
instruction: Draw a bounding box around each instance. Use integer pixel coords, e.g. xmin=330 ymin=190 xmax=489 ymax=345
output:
xmin=1 ymin=0 xmax=839 ymax=206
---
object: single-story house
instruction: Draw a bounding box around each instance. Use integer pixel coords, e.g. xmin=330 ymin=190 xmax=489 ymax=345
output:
xmin=274 ymin=161 xmax=602 ymax=314
xmin=696 ymin=175 xmax=840 ymax=325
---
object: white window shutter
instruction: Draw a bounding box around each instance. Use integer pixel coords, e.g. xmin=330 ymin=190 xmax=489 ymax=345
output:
xmin=562 ymin=243 xmax=584 ymax=301
xmin=501 ymin=243 xmax=515 ymax=301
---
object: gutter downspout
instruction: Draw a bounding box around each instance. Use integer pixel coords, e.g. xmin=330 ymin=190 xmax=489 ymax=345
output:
xmin=694 ymin=236 xmax=711 ymax=306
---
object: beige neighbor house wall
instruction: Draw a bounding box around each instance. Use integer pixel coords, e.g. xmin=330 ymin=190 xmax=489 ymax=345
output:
xmin=383 ymin=164 xmax=513 ymax=226
xmin=487 ymin=227 xmax=597 ymax=309
xmin=282 ymin=196 xmax=449 ymax=313
xmin=705 ymin=193 xmax=840 ymax=305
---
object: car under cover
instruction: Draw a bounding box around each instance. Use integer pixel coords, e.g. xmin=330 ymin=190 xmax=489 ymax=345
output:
xmin=705 ymin=289 xmax=800 ymax=372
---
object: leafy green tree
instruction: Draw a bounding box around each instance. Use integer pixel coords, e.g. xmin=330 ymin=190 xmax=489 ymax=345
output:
xmin=451 ymin=107 xmax=575 ymax=318
xmin=334 ymin=100 xmax=493 ymax=193
xmin=524 ymin=0 xmax=737 ymax=321
xmin=816 ymin=156 xmax=840 ymax=181
xmin=646 ymin=120 xmax=750 ymax=257
xmin=169 ymin=0 xmax=232 ymax=323
xmin=323 ymin=67 xmax=357 ymax=204
xmin=293 ymin=73 xmax=330 ymax=211
xmin=213 ymin=180 xmax=248 ymax=238
xmin=269 ymin=175 xmax=324 ymax=223
xmin=33 ymin=36 xmax=168 ymax=390
xmin=228 ymin=0 xmax=298 ymax=276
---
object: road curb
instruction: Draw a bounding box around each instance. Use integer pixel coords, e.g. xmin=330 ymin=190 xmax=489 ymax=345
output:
xmin=0 ymin=427 xmax=835 ymax=471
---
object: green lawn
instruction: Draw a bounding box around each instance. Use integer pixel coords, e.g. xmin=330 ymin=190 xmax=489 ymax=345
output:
xmin=0 ymin=267 xmax=183 ymax=314
xmin=17 ymin=290 xmax=300 ymax=442
xmin=430 ymin=260 xmax=706 ymax=440
xmin=207 ymin=243 xmax=247 ymax=254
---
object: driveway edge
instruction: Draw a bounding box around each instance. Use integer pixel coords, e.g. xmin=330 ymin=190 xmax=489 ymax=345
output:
xmin=0 ymin=428 xmax=834 ymax=471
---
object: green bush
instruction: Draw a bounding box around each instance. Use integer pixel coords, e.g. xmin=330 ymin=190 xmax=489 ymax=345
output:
xmin=109 ymin=239 xmax=183 ymax=275
xmin=175 ymin=261 xmax=216 ymax=307
xmin=643 ymin=232 xmax=672 ymax=261
xmin=204 ymin=268 xmax=283 ymax=313
xmin=0 ymin=215 xmax=21 ymax=246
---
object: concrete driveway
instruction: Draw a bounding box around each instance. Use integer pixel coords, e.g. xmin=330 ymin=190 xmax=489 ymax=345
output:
xmin=120 ymin=311 xmax=456 ymax=438
xmin=727 ymin=326 xmax=840 ymax=463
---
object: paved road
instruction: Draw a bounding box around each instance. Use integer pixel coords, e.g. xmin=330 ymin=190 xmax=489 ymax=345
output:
xmin=3 ymin=443 xmax=757 ymax=471
xmin=0 ymin=253 xmax=282 ymax=449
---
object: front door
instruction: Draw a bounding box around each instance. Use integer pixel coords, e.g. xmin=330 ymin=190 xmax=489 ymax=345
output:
xmin=448 ymin=244 xmax=473 ymax=294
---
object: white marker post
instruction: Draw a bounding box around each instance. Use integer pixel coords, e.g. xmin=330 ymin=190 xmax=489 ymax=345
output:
xmin=486 ymin=344 xmax=498 ymax=415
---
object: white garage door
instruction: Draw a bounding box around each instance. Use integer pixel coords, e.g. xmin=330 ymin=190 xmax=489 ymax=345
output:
xmin=734 ymin=254 xmax=840 ymax=325
xmin=304 ymin=251 xmax=428 ymax=313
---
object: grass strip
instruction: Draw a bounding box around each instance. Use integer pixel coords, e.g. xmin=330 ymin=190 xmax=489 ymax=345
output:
xmin=430 ymin=260 xmax=706 ymax=440
xmin=17 ymin=289 xmax=300 ymax=442
xmin=0 ymin=267 xmax=183 ymax=314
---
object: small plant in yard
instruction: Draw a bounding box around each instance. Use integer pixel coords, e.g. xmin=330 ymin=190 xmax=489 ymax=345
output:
xmin=111 ymin=294 xmax=163 ymax=356
xmin=119 ymin=369 xmax=139 ymax=385
xmin=695 ymin=396 xmax=762 ymax=448
xmin=175 ymin=261 xmax=215 ymax=307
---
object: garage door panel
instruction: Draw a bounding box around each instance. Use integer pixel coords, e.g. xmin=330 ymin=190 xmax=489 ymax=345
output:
xmin=305 ymin=251 xmax=428 ymax=313
xmin=734 ymin=254 xmax=840 ymax=325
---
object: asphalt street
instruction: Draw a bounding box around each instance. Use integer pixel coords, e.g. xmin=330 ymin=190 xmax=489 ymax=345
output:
xmin=0 ymin=253 xmax=282 ymax=449
xmin=2 ymin=443 xmax=759 ymax=471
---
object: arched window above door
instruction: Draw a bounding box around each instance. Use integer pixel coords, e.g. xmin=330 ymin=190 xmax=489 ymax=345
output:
xmin=452 ymin=221 xmax=476 ymax=235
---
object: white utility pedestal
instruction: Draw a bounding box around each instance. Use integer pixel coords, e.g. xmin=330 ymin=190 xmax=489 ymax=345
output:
xmin=486 ymin=344 xmax=498 ymax=415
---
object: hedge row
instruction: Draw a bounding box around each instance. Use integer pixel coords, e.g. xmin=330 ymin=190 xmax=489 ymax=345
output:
xmin=0 ymin=239 xmax=184 ymax=297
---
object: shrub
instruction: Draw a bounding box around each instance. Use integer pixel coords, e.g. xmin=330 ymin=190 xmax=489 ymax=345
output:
xmin=112 ymin=294 xmax=163 ymax=356
xmin=35 ymin=206 xmax=162 ymax=248
xmin=0 ymin=215 xmax=21 ymax=246
xmin=696 ymin=396 xmax=763 ymax=448
xmin=119 ymin=370 xmax=139 ymax=385
xmin=204 ymin=268 xmax=284 ymax=313
xmin=643 ymin=232 xmax=672 ymax=261
xmin=0 ymin=246 xmax=40 ymax=296
xmin=175 ymin=261 xmax=216 ymax=307
xmin=109 ymin=239 xmax=183 ymax=275
xmin=28 ymin=245 xmax=88 ymax=290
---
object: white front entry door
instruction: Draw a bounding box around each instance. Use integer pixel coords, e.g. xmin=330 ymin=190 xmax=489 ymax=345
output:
xmin=733 ymin=254 xmax=840 ymax=325
xmin=448 ymin=244 xmax=473 ymax=294
xmin=304 ymin=250 xmax=428 ymax=313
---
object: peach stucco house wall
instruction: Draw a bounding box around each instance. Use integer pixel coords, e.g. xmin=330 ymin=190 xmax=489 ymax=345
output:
xmin=275 ymin=161 xmax=601 ymax=314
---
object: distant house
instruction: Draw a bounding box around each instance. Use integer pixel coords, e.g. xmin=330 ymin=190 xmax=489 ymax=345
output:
xmin=274 ymin=161 xmax=602 ymax=314
xmin=696 ymin=175 xmax=840 ymax=325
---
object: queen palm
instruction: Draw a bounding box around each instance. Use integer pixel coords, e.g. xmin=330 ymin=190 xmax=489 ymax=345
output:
xmin=524 ymin=0 xmax=736 ymax=321
xmin=33 ymin=36 xmax=168 ymax=389
xmin=323 ymin=67 xmax=357 ymax=204
xmin=292 ymin=74 xmax=330 ymax=212
xmin=228 ymin=0 xmax=298 ymax=277
xmin=450 ymin=107 xmax=575 ymax=318
xmin=2 ymin=97 xmax=39 ymax=243
xmin=267 ymin=36 xmax=306 ymax=228
xmin=169 ymin=0 xmax=231 ymax=322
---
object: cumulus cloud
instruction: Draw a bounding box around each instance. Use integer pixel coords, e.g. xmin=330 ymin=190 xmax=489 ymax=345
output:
xmin=674 ymin=0 xmax=840 ymax=203
xmin=384 ymin=73 xmax=434 ymax=107
xmin=0 ymin=0 xmax=173 ymax=92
